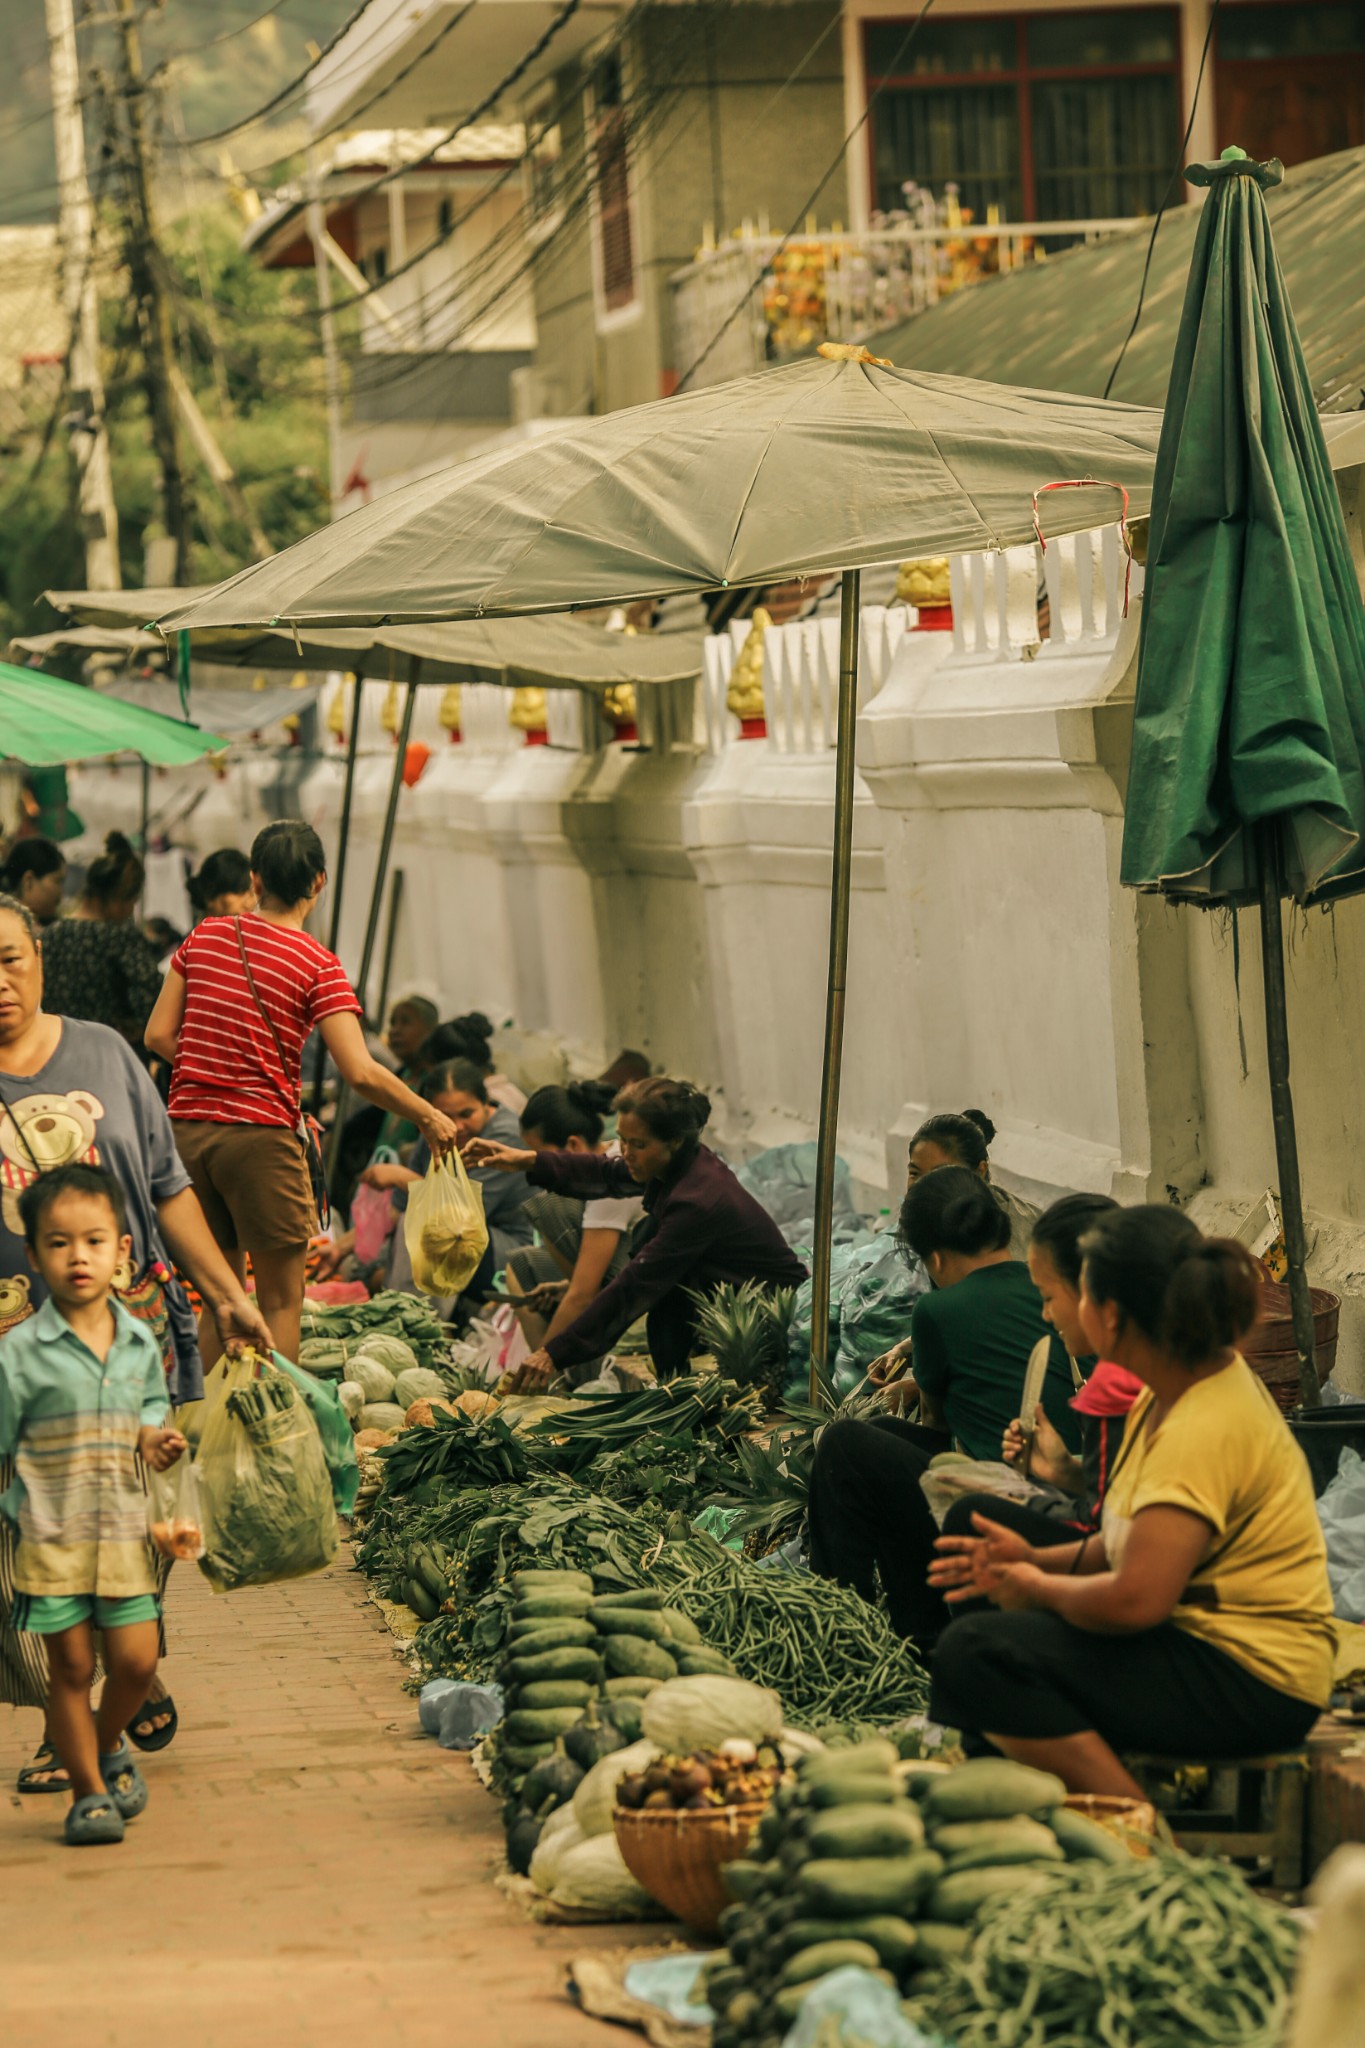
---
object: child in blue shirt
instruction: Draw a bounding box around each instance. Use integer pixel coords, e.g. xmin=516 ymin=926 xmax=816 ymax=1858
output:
xmin=0 ymin=1162 xmax=186 ymax=1845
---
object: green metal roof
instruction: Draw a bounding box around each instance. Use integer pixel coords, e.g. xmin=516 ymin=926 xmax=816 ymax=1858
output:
xmin=873 ymin=147 xmax=1365 ymax=413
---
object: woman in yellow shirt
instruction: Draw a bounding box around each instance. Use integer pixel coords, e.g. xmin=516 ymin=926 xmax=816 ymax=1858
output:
xmin=929 ymin=1205 xmax=1334 ymax=1796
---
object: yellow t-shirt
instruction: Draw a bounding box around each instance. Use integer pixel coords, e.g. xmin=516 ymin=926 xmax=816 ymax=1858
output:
xmin=1101 ymin=1357 xmax=1335 ymax=1708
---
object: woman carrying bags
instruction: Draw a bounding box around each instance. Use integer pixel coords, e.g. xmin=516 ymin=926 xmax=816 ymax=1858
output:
xmin=467 ymin=1076 xmax=806 ymax=1387
xmin=145 ymin=821 xmax=458 ymax=1366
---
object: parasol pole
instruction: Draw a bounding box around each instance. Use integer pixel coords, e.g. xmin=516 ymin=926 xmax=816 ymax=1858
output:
xmin=355 ymin=656 xmax=419 ymax=1018
xmin=1256 ymin=817 xmax=1320 ymax=1409
xmin=325 ymin=659 xmax=418 ymax=1174
xmin=810 ymin=568 xmax=861 ymax=1405
xmin=311 ymin=661 xmax=365 ymax=1117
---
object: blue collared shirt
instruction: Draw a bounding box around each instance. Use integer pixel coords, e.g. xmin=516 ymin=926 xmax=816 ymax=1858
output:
xmin=0 ymin=1295 xmax=168 ymax=1597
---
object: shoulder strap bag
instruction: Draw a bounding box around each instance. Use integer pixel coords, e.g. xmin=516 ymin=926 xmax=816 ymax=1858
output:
xmin=232 ymin=918 xmax=330 ymax=1232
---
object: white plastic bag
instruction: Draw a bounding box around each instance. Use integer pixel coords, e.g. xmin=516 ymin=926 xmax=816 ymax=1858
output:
xmin=404 ymin=1150 xmax=488 ymax=1297
xmin=1318 ymin=1447 xmax=1365 ymax=1621
xmin=919 ymin=1457 xmax=1049 ymax=1529
xmin=146 ymin=1455 xmax=206 ymax=1562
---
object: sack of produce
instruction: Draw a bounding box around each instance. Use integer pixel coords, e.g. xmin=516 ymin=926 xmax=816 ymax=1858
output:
xmin=405 ymin=1150 xmax=489 ymax=1298
xmin=736 ymin=1142 xmax=860 ymax=1251
xmin=834 ymin=1235 xmax=930 ymax=1386
xmin=196 ymin=1350 xmax=339 ymax=1593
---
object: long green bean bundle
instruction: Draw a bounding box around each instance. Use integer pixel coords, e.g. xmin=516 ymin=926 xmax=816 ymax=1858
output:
xmin=909 ymin=1849 xmax=1300 ymax=2048
xmin=654 ymin=1543 xmax=931 ymax=1728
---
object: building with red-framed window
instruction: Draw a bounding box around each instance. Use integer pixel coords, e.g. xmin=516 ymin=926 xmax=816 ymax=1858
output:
xmin=845 ymin=1 xmax=1365 ymax=228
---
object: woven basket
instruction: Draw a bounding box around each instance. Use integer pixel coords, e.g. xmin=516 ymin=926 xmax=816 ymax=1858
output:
xmin=1064 ymin=1793 xmax=1159 ymax=1858
xmin=613 ymin=1802 xmax=767 ymax=1935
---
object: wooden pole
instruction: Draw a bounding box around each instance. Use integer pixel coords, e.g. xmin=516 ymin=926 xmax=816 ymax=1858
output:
xmin=809 ymin=569 xmax=860 ymax=1403
xmin=355 ymin=662 xmax=418 ymax=1017
xmin=1257 ymin=818 xmax=1320 ymax=1409
xmin=310 ymin=667 xmax=364 ymax=1117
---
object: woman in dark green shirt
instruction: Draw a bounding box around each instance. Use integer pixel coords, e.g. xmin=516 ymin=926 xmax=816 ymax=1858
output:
xmin=809 ymin=1168 xmax=1076 ymax=1652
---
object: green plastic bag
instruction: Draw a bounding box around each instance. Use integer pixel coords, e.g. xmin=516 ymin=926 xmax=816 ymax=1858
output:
xmin=270 ymin=1351 xmax=360 ymax=1515
xmin=196 ymin=1353 xmax=338 ymax=1594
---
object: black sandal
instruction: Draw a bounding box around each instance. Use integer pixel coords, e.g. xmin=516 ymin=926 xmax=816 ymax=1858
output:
xmin=16 ymin=1741 xmax=70 ymax=1794
xmin=126 ymin=1694 xmax=178 ymax=1752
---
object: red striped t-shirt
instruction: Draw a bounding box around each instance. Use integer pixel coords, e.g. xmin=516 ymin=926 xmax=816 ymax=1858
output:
xmin=167 ymin=914 xmax=361 ymax=1128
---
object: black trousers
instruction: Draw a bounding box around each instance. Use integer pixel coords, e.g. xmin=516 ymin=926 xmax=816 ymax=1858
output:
xmin=931 ymin=1608 xmax=1322 ymax=1758
xmin=807 ymin=1423 xmax=1089 ymax=1652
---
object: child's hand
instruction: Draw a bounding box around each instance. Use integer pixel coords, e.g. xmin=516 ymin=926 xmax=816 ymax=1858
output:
xmin=139 ymin=1426 xmax=188 ymax=1472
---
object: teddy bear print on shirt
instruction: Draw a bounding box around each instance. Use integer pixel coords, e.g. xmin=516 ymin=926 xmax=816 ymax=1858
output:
xmin=0 ymin=1088 xmax=105 ymax=1237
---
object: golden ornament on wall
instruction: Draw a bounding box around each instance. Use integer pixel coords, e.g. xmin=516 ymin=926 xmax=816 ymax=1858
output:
xmin=895 ymin=558 xmax=951 ymax=610
xmin=603 ymin=681 xmax=637 ymax=726
xmin=509 ymin=685 xmax=548 ymax=734
xmin=380 ymin=677 xmax=401 ymax=735
xmin=438 ymin=684 xmax=463 ymax=739
xmin=726 ymin=605 xmax=770 ymax=724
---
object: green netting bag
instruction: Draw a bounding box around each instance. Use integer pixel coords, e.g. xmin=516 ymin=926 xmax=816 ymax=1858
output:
xmin=196 ymin=1352 xmax=338 ymax=1594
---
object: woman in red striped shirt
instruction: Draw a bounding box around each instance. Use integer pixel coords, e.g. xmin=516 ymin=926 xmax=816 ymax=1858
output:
xmin=145 ymin=822 xmax=456 ymax=1365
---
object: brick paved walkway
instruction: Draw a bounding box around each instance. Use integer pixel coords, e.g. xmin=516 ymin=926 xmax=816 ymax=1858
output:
xmin=2 ymin=1554 xmax=668 ymax=2048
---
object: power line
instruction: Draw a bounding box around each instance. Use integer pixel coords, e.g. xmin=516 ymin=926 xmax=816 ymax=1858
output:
xmin=169 ymin=0 xmax=373 ymax=146
xmin=1102 ymin=0 xmax=1222 ymax=400
xmin=674 ymin=0 xmax=939 ymax=392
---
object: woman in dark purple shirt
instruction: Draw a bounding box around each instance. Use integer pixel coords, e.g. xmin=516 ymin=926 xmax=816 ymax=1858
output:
xmin=466 ymin=1077 xmax=806 ymax=1387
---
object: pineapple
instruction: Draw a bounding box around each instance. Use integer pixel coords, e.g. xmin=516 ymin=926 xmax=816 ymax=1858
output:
xmin=692 ymin=1281 xmax=796 ymax=1410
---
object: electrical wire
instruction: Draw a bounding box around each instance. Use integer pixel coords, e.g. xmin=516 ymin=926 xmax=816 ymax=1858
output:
xmin=169 ymin=0 xmax=374 ymax=145
xmin=156 ymin=0 xmax=303 ymax=63
xmin=1102 ymin=0 xmax=1222 ymax=400
xmin=673 ymin=0 xmax=939 ymax=393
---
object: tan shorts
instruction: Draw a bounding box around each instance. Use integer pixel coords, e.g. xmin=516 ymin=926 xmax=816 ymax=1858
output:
xmin=173 ymin=1119 xmax=317 ymax=1255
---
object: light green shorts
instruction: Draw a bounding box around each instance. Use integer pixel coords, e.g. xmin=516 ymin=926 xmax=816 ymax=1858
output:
xmin=18 ymin=1593 xmax=160 ymax=1635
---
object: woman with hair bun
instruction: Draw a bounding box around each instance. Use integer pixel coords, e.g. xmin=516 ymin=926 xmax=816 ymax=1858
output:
xmin=809 ymin=1167 xmax=1078 ymax=1649
xmin=422 ymin=1010 xmax=525 ymax=1117
xmin=186 ymin=848 xmax=254 ymax=921
xmin=929 ymin=1206 xmax=1336 ymax=1790
xmin=467 ymin=1074 xmax=806 ymax=1386
xmin=40 ymin=832 xmax=160 ymax=1048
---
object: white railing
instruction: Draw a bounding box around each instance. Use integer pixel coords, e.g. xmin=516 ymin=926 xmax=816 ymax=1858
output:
xmin=669 ymin=221 xmax=1137 ymax=390
xmin=701 ymin=603 xmax=910 ymax=754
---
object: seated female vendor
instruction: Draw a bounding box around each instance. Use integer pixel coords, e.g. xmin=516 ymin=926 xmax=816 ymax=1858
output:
xmin=466 ymin=1076 xmax=806 ymax=1388
xmin=505 ymin=1079 xmax=645 ymax=1382
xmin=939 ymin=1191 xmax=1142 ymax=1554
xmin=928 ymin=1206 xmax=1335 ymax=1792
xmin=808 ymin=1168 xmax=1079 ymax=1652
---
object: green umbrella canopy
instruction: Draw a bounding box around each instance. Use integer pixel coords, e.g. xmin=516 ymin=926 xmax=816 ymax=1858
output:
xmin=40 ymin=592 xmax=702 ymax=690
xmin=1120 ymin=151 xmax=1365 ymax=908
xmin=154 ymin=356 xmax=1167 ymax=632
xmin=0 ymin=661 xmax=227 ymax=767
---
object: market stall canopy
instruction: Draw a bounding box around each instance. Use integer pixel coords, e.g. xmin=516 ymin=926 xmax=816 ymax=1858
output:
xmin=9 ymin=623 xmax=161 ymax=664
xmin=42 ymin=591 xmax=704 ymax=690
xmin=152 ymin=357 xmax=1174 ymax=632
xmin=0 ymin=662 xmax=227 ymax=767
xmin=872 ymin=145 xmax=1365 ymax=414
xmin=1120 ymin=151 xmax=1365 ymax=909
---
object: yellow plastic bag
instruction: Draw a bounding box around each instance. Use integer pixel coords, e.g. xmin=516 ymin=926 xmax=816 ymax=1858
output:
xmin=405 ymin=1149 xmax=488 ymax=1297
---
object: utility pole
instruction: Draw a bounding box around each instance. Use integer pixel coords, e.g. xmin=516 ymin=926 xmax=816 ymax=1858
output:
xmin=45 ymin=0 xmax=120 ymax=588
xmin=114 ymin=0 xmax=192 ymax=582
xmin=307 ymin=146 xmax=343 ymax=512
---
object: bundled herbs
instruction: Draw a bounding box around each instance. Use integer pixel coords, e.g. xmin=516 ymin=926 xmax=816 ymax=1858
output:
xmin=522 ymin=1374 xmax=764 ymax=1467
xmin=652 ymin=1536 xmax=931 ymax=1729
xmin=907 ymin=1850 xmax=1301 ymax=2048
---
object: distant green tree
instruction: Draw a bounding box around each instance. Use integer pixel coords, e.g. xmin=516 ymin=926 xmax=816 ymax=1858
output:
xmin=0 ymin=200 xmax=331 ymax=641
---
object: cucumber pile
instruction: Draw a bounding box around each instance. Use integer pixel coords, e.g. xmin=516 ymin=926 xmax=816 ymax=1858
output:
xmin=705 ymin=1749 xmax=1125 ymax=2045
xmin=487 ymin=1570 xmax=743 ymax=1796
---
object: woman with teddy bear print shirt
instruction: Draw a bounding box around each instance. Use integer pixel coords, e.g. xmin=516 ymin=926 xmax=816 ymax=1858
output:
xmin=0 ymin=890 xmax=274 ymax=1789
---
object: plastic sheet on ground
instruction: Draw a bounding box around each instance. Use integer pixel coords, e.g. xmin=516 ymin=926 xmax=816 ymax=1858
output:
xmin=568 ymin=1944 xmax=712 ymax=2048
xmin=435 ymin=1681 xmax=504 ymax=1750
xmin=781 ymin=1965 xmax=946 ymax=2047
xmin=1319 ymin=1447 xmax=1365 ymax=1621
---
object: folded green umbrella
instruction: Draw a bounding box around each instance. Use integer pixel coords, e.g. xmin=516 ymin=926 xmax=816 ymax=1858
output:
xmin=0 ymin=660 xmax=227 ymax=766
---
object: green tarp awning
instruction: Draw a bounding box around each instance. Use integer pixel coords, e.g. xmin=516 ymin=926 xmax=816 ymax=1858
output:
xmin=0 ymin=661 xmax=227 ymax=767
xmin=872 ymin=144 xmax=1365 ymax=414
